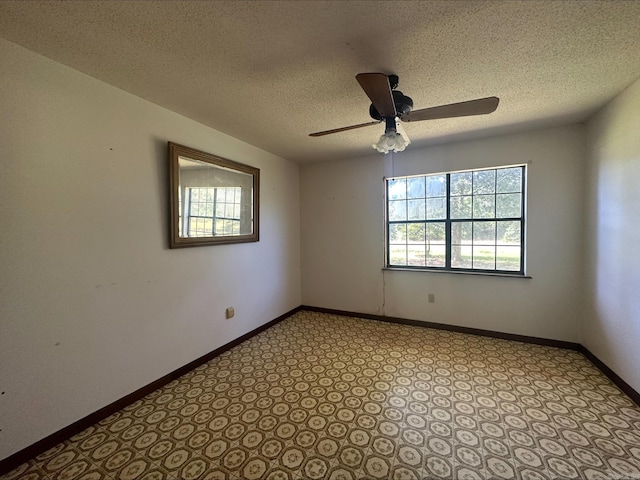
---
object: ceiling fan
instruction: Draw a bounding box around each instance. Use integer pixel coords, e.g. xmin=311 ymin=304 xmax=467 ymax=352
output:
xmin=309 ymin=73 xmax=499 ymax=153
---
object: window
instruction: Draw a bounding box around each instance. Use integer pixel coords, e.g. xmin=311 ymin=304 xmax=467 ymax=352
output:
xmin=184 ymin=187 xmax=242 ymax=237
xmin=386 ymin=165 xmax=525 ymax=275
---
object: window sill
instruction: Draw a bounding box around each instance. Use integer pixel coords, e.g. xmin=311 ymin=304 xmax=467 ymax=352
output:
xmin=383 ymin=267 xmax=532 ymax=279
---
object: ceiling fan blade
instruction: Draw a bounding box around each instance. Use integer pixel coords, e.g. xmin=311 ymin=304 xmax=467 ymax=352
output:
xmin=356 ymin=73 xmax=397 ymax=117
xmin=402 ymin=96 xmax=499 ymax=122
xmin=309 ymin=120 xmax=381 ymax=137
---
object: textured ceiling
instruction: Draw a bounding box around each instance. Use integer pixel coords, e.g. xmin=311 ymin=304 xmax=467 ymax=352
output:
xmin=1 ymin=1 xmax=640 ymax=163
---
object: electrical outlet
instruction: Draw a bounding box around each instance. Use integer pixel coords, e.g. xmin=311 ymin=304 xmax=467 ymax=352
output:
xmin=428 ymin=294 xmax=435 ymax=304
xmin=225 ymin=307 xmax=235 ymax=319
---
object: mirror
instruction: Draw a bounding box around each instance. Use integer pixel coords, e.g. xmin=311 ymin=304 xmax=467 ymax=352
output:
xmin=169 ymin=142 xmax=259 ymax=248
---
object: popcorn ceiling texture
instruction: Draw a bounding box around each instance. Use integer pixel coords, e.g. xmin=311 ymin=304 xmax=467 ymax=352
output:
xmin=0 ymin=0 xmax=639 ymax=162
xmin=3 ymin=311 xmax=640 ymax=479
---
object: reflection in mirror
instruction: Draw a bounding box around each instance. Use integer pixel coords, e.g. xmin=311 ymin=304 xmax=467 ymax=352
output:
xmin=169 ymin=142 xmax=259 ymax=248
xmin=178 ymin=158 xmax=254 ymax=237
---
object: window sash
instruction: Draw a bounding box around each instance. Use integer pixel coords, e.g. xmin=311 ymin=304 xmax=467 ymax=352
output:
xmin=386 ymin=166 xmax=525 ymax=275
xmin=186 ymin=187 xmax=242 ymax=236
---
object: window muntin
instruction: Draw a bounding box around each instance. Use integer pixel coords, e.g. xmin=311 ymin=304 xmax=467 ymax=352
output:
xmin=386 ymin=165 xmax=525 ymax=274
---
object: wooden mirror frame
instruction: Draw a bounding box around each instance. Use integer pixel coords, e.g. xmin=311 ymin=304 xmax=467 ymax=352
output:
xmin=169 ymin=142 xmax=260 ymax=248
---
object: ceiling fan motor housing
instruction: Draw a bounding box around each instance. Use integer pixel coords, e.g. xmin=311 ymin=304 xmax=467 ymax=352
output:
xmin=369 ymin=90 xmax=414 ymax=120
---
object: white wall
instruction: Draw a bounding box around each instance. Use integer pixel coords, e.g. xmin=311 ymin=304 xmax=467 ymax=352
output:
xmin=583 ymin=78 xmax=640 ymax=393
xmin=0 ymin=39 xmax=300 ymax=459
xmin=301 ymin=125 xmax=586 ymax=342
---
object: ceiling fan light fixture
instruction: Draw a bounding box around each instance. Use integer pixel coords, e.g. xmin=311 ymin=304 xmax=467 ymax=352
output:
xmin=372 ymin=125 xmax=410 ymax=154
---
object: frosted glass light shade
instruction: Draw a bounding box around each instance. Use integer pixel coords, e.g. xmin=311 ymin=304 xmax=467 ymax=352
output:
xmin=372 ymin=128 xmax=410 ymax=154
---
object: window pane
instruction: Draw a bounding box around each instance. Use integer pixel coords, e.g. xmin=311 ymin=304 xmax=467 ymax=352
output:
xmin=473 ymin=221 xmax=496 ymax=245
xmin=191 ymin=189 xmax=200 ymax=201
xmin=473 ymin=195 xmax=495 ymax=219
xmin=407 ymin=223 xmax=426 ymax=244
xmin=496 ymin=193 xmax=521 ymax=218
xmin=451 ymin=222 xmax=472 ymax=245
xmin=388 ymin=179 xmax=407 ymax=200
xmin=217 ymin=189 xmax=226 ymax=202
xmin=407 ymin=177 xmax=425 ymax=199
xmin=389 ymin=224 xmax=407 ymax=243
xmin=215 ymin=203 xmax=225 ymax=217
xmin=473 ymin=246 xmax=496 ymax=270
xmin=497 ymin=167 xmax=522 ymax=193
xmin=388 ymin=200 xmax=407 ymax=221
xmin=451 ymin=245 xmax=472 ymax=269
xmin=225 ymin=204 xmax=235 ymax=218
xmin=451 ymin=172 xmax=472 ymax=195
xmin=407 ymin=199 xmax=426 ymax=220
xmin=497 ymin=221 xmax=521 ymax=245
xmin=426 ymin=223 xmax=446 ymax=242
xmin=426 ymin=244 xmax=446 ymax=267
xmin=426 ymin=197 xmax=446 ymax=220
xmin=189 ymin=218 xmax=203 ymax=236
xmin=451 ymin=196 xmax=472 ymax=219
xmin=426 ymin=175 xmax=446 ymax=197
xmin=473 ymin=170 xmax=496 ymax=194
xmin=408 ymin=246 xmax=426 ymax=266
xmin=497 ymin=246 xmax=521 ymax=271
xmin=389 ymin=245 xmax=407 ymax=265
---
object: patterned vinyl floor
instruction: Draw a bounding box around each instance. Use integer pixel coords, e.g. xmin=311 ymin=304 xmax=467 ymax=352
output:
xmin=3 ymin=311 xmax=640 ymax=480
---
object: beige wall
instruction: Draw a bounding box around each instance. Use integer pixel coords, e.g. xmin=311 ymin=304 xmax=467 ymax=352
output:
xmin=0 ymin=39 xmax=301 ymax=459
xmin=583 ymin=77 xmax=640 ymax=392
xmin=301 ymin=125 xmax=586 ymax=342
